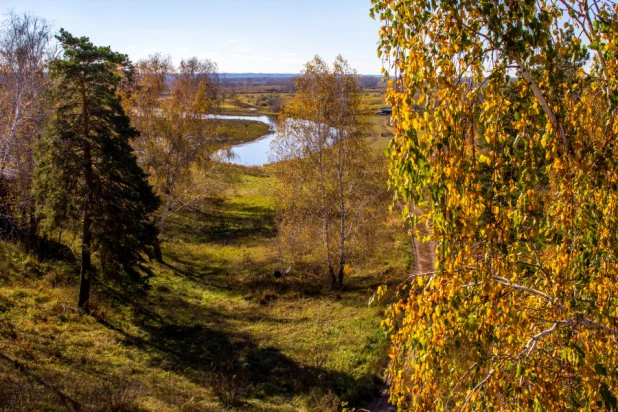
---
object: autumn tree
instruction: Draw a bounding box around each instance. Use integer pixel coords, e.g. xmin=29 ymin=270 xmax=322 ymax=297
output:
xmin=373 ymin=0 xmax=618 ymax=409
xmin=272 ymin=56 xmax=387 ymax=289
xmin=0 ymin=12 xmax=54 ymax=238
xmin=35 ymin=30 xmax=160 ymax=309
xmin=125 ymin=54 xmax=226 ymax=262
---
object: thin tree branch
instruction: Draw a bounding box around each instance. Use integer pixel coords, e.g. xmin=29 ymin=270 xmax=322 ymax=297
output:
xmin=462 ymin=369 xmax=495 ymax=409
xmin=515 ymin=323 xmax=558 ymax=360
xmin=511 ymin=54 xmax=569 ymax=153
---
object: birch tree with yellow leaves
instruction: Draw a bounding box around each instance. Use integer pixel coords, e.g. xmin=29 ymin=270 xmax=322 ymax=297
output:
xmin=129 ymin=56 xmax=223 ymax=229
xmin=121 ymin=55 xmax=225 ymax=261
xmin=271 ymin=56 xmax=388 ymax=289
xmin=373 ymin=0 xmax=618 ymax=409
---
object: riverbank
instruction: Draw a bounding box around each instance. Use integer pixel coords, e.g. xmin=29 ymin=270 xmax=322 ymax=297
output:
xmin=221 ymin=87 xmax=394 ymax=153
xmin=213 ymin=115 xmax=277 ymax=166
xmin=219 ymin=119 xmax=271 ymax=146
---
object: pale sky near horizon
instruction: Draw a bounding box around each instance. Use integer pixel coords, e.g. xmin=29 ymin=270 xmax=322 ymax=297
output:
xmin=0 ymin=0 xmax=384 ymax=74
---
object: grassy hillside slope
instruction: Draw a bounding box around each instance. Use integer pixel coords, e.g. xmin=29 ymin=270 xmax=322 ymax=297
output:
xmin=0 ymin=167 xmax=410 ymax=411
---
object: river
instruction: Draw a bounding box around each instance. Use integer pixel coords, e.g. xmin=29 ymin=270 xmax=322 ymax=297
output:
xmin=210 ymin=115 xmax=278 ymax=166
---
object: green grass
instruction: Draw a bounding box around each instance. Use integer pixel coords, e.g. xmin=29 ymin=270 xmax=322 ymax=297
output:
xmin=219 ymin=119 xmax=271 ymax=145
xmin=0 ymin=166 xmax=408 ymax=411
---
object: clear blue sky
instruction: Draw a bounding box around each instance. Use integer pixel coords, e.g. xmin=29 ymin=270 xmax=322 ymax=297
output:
xmin=0 ymin=0 xmax=383 ymax=74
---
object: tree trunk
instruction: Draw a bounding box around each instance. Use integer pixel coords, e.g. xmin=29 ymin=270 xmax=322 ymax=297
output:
xmin=78 ymin=189 xmax=92 ymax=309
xmin=158 ymin=167 xmax=181 ymax=231
xmin=337 ymin=264 xmax=345 ymax=290
xmin=317 ymin=126 xmax=336 ymax=290
xmin=512 ymin=54 xmax=568 ymax=153
xmin=78 ymin=88 xmax=92 ymax=310
xmin=0 ymin=103 xmax=21 ymax=179
xmin=25 ymin=206 xmax=38 ymax=252
xmin=153 ymin=235 xmax=163 ymax=263
xmin=329 ymin=264 xmax=337 ymax=290
xmin=324 ymin=212 xmax=336 ymax=289
xmin=336 ymin=126 xmax=346 ymax=290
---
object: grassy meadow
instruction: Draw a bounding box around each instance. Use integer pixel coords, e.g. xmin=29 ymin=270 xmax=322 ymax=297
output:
xmin=0 ymin=82 xmax=406 ymax=411
xmin=0 ymin=170 xmax=410 ymax=411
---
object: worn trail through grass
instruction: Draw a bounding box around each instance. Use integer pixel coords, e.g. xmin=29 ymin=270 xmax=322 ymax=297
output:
xmin=152 ymin=170 xmax=393 ymax=410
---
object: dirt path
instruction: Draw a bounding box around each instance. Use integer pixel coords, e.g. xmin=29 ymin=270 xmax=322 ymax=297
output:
xmin=364 ymin=209 xmax=435 ymax=412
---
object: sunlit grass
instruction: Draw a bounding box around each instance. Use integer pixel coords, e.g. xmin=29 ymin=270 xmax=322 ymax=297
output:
xmin=0 ymin=166 xmax=409 ymax=411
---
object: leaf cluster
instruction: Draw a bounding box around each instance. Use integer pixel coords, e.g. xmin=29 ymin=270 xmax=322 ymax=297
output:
xmin=373 ymin=0 xmax=618 ymax=409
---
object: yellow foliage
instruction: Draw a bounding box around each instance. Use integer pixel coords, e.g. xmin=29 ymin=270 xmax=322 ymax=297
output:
xmin=373 ymin=0 xmax=618 ymax=409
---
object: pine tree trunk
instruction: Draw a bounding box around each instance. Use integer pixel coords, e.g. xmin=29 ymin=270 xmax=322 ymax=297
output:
xmin=78 ymin=143 xmax=93 ymax=310
xmin=78 ymin=209 xmax=92 ymax=309
xmin=78 ymin=211 xmax=92 ymax=310
xmin=153 ymin=235 xmax=163 ymax=263
xmin=27 ymin=207 xmax=38 ymax=251
xmin=78 ymin=88 xmax=92 ymax=310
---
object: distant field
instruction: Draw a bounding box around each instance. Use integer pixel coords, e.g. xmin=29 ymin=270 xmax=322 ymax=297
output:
xmin=364 ymin=87 xmax=393 ymax=151
xmin=220 ymin=84 xmax=393 ymax=152
xmin=364 ymin=87 xmax=389 ymax=111
xmin=368 ymin=115 xmax=393 ymax=152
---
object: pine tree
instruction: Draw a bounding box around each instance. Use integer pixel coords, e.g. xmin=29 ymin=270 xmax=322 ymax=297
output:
xmin=34 ymin=29 xmax=160 ymax=309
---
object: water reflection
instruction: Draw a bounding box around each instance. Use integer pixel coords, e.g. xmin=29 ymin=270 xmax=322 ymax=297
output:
xmin=209 ymin=115 xmax=278 ymax=166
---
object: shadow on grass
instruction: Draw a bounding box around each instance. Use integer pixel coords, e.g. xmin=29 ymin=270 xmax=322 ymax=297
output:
xmin=159 ymin=259 xmax=228 ymax=284
xmin=96 ymin=306 xmax=378 ymax=409
xmin=164 ymin=201 xmax=276 ymax=245
xmin=91 ymin=270 xmax=380 ymax=408
xmin=29 ymin=236 xmax=77 ymax=264
xmin=86 ymin=184 xmax=382 ymax=407
xmin=0 ymin=351 xmax=81 ymax=411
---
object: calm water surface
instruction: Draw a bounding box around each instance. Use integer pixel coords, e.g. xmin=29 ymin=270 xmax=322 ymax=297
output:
xmin=210 ymin=115 xmax=278 ymax=166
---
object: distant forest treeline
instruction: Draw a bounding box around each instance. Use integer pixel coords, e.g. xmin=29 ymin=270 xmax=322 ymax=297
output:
xmin=159 ymin=73 xmax=383 ymax=93
xmin=218 ymin=73 xmax=383 ymax=89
